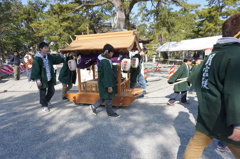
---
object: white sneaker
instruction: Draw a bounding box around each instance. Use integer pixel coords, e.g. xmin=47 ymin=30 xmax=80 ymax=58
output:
xmin=42 ymin=107 xmax=50 ymax=112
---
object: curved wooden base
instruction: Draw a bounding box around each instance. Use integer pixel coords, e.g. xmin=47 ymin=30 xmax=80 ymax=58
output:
xmin=66 ymin=88 xmax=143 ymax=106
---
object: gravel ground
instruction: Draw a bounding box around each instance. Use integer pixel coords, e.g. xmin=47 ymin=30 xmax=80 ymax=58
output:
xmin=0 ymin=67 xmax=235 ymax=159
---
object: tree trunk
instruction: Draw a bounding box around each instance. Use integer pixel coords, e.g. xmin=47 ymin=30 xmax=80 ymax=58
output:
xmin=111 ymin=0 xmax=127 ymax=30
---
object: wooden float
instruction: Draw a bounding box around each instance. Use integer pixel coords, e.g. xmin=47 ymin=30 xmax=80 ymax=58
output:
xmin=61 ymin=30 xmax=143 ymax=106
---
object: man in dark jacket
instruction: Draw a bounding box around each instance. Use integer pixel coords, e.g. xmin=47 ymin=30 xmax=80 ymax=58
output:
xmin=167 ymin=58 xmax=192 ymax=106
xmin=31 ymin=42 xmax=64 ymax=112
xmin=183 ymin=13 xmax=240 ymax=159
xmin=89 ymin=44 xmax=120 ymax=117
xmin=58 ymin=53 xmax=77 ymax=100
xmin=10 ymin=51 xmax=21 ymax=80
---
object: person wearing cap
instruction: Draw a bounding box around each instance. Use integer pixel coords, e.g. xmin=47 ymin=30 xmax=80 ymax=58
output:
xmin=89 ymin=44 xmax=120 ymax=118
xmin=183 ymin=13 xmax=240 ymax=159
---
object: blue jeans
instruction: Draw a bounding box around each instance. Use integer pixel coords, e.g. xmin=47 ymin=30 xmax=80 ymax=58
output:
xmin=130 ymin=74 xmax=146 ymax=89
xmin=138 ymin=74 xmax=146 ymax=89
xmin=26 ymin=69 xmax=32 ymax=81
xmin=130 ymin=74 xmax=147 ymax=94
xmin=218 ymin=140 xmax=227 ymax=148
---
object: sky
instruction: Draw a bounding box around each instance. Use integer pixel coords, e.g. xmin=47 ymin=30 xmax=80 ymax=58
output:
xmin=171 ymin=0 xmax=209 ymax=11
xmin=21 ymin=0 xmax=27 ymax=5
xmin=187 ymin=0 xmax=208 ymax=6
xmin=130 ymin=0 xmax=208 ymax=18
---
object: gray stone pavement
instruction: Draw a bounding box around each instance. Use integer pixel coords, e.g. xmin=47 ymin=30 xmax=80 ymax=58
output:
xmin=0 ymin=65 xmax=235 ymax=159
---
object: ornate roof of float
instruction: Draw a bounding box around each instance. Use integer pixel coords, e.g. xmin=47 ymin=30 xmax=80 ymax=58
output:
xmin=61 ymin=30 xmax=141 ymax=53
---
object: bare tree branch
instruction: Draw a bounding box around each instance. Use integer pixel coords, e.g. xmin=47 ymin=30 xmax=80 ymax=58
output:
xmin=171 ymin=0 xmax=183 ymax=7
xmin=126 ymin=0 xmax=149 ymax=15
xmin=73 ymin=0 xmax=110 ymax=12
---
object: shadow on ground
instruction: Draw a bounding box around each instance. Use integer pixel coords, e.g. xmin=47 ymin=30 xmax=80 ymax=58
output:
xmin=0 ymin=90 xmax=177 ymax=159
xmin=0 ymin=88 xmax=235 ymax=159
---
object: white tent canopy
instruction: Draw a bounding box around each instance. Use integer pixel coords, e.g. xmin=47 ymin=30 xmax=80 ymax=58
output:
xmin=157 ymin=35 xmax=222 ymax=52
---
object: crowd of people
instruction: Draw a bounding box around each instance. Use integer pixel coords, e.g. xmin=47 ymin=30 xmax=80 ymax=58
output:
xmin=5 ymin=13 xmax=240 ymax=158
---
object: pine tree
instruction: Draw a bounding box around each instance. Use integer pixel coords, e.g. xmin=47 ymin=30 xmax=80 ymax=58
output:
xmin=195 ymin=0 xmax=240 ymax=37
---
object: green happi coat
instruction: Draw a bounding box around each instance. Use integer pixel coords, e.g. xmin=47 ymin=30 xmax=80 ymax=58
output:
xmin=58 ymin=57 xmax=76 ymax=85
xmin=190 ymin=38 xmax=240 ymax=146
xmin=31 ymin=54 xmax=64 ymax=89
xmin=98 ymin=57 xmax=117 ymax=99
xmin=188 ymin=64 xmax=202 ymax=86
xmin=168 ymin=63 xmax=189 ymax=92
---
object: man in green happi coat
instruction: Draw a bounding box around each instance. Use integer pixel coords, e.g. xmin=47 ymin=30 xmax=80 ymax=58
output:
xmin=183 ymin=13 xmax=240 ymax=159
xmin=31 ymin=42 xmax=64 ymax=112
xmin=89 ymin=44 xmax=120 ymax=118
xmin=58 ymin=53 xmax=77 ymax=100
xmin=167 ymin=58 xmax=192 ymax=106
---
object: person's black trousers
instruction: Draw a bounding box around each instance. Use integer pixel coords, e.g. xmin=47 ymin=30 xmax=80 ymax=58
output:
xmin=39 ymin=80 xmax=55 ymax=107
xmin=169 ymin=91 xmax=187 ymax=103
xmin=93 ymin=98 xmax=115 ymax=116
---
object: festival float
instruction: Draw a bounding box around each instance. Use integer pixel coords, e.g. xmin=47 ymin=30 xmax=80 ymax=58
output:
xmin=60 ymin=30 xmax=143 ymax=106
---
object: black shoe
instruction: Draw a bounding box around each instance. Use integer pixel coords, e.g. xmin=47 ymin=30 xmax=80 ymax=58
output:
xmin=89 ymin=105 xmax=97 ymax=115
xmin=108 ymin=113 xmax=120 ymax=118
xmin=62 ymin=97 xmax=69 ymax=100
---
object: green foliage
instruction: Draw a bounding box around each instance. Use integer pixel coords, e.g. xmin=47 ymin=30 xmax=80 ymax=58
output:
xmin=195 ymin=6 xmax=223 ymax=37
xmin=30 ymin=2 xmax=88 ymax=50
xmin=195 ymin=0 xmax=240 ymax=37
xmin=0 ymin=0 xmax=49 ymax=58
xmin=1 ymin=0 xmax=240 ymax=59
xmin=136 ymin=1 xmax=199 ymax=54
